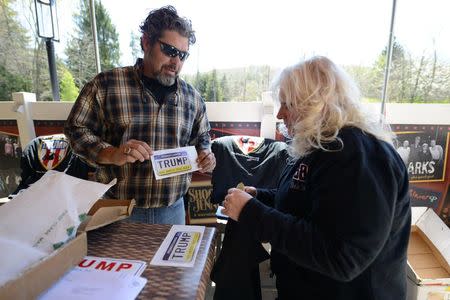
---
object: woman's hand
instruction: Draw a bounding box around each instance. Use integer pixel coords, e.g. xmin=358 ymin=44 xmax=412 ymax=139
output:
xmin=221 ymin=188 xmax=253 ymax=221
xmin=244 ymin=186 xmax=257 ymax=197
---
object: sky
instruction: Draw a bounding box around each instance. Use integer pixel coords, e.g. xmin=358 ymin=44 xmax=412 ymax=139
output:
xmin=35 ymin=0 xmax=450 ymax=75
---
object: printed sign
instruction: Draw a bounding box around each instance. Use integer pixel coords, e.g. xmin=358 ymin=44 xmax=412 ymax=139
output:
xmin=393 ymin=125 xmax=449 ymax=182
xmin=151 ymin=146 xmax=199 ymax=180
xmin=76 ymin=256 xmax=147 ymax=277
xmin=409 ymin=186 xmax=442 ymax=210
xmin=38 ymin=136 xmax=70 ymax=170
xmin=40 ymin=256 xmax=147 ymax=300
xmin=162 ymin=231 xmax=201 ymax=262
xmin=187 ymin=182 xmax=217 ymax=220
xmin=150 ymin=225 xmax=205 ymax=267
xmin=0 ymin=125 xmax=21 ymax=197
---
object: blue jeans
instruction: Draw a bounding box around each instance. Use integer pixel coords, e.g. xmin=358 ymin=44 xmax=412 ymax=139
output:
xmin=126 ymin=197 xmax=185 ymax=224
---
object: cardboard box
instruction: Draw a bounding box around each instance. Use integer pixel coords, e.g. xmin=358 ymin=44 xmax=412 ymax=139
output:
xmin=407 ymin=207 xmax=450 ymax=300
xmin=0 ymin=199 xmax=135 ymax=300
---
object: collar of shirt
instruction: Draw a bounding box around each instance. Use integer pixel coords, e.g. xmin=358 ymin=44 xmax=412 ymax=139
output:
xmin=134 ymin=58 xmax=179 ymax=106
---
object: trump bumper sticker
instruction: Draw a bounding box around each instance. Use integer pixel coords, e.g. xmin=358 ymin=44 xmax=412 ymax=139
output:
xmin=151 ymin=146 xmax=199 ymax=180
xmin=162 ymin=231 xmax=201 ymax=262
xmin=150 ymin=225 xmax=205 ymax=268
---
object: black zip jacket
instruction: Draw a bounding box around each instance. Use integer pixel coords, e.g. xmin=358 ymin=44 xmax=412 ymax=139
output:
xmin=239 ymin=127 xmax=411 ymax=300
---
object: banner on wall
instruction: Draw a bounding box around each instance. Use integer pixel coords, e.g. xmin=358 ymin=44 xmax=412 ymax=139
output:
xmin=0 ymin=120 xmax=21 ymax=198
xmin=34 ymin=120 xmax=66 ymax=136
xmin=409 ymin=186 xmax=442 ymax=210
xmin=210 ymin=122 xmax=260 ymax=140
xmin=393 ymin=124 xmax=449 ymax=182
xmin=440 ymin=186 xmax=450 ymax=227
xmin=392 ymin=124 xmax=450 ymax=228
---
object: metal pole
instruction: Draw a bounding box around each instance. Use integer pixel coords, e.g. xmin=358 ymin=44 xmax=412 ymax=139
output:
xmin=380 ymin=0 xmax=397 ymax=118
xmin=45 ymin=38 xmax=60 ymax=101
xmin=89 ymin=0 xmax=101 ymax=73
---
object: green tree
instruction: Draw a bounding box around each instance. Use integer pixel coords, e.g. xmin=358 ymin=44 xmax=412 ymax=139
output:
xmin=205 ymin=69 xmax=219 ymax=102
xmin=220 ymin=74 xmax=230 ymax=101
xmin=59 ymin=66 xmax=79 ymax=101
xmin=65 ymin=0 xmax=120 ymax=87
xmin=17 ymin=0 xmax=54 ymax=100
xmin=0 ymin=65 xmax=31 ymax=100
xmin=65 ymin=33 xmax=96 ymax=88
xmin=0 ymin=0 xmax=32 ymax=100
xmin=32 ymin=39 xmax=52 ymax=100
xmin=363 ymin=37 xmax=450 ymax=103
xmin=191 ymin=71 xmax=207 ymax=99
xmin=363 ymin=38 xmax=408 ymax=102
xmin=95 ymin=1 xmax=120 ymax=70
xmin=344 ymin=64 xmax=373 ymax=101
xmin=130 ymin=31 xmax=141 ymax=63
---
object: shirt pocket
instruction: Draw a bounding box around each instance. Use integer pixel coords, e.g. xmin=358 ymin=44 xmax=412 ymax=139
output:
xmin=103 ymin=95 xmax=137 ymax=146
xmin=174 ymin=99 xmax=195 ymax=147
xmin=104 ymin=116 xmax=130 ymax=147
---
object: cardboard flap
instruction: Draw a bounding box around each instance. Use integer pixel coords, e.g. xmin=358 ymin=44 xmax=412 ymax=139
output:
xmin=407 ymin=261 xmax=421 ymax=285
xmin=416 ymin=208 xmax=450 ymax=265
xmin=408 ymin=208 xmax=450 ymax=286
xmin=78 ymin=199 xmax=135 ymax=232
xmin=411 ymin=207 xmax=428 ymax=225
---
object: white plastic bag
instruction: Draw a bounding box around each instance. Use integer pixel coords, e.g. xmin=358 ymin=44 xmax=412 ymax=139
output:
xmin=0 ymin=171 xmax=116 ymax=285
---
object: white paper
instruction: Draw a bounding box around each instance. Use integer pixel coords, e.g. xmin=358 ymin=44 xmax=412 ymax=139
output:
xmin=0 ymin=171 xmax=116 ymax=286
xmin=216 ymin=206 xmax=229 ymax=220
xmin=150 ymin=225 xmax=205 ymax=268
xmin=76 ymin=256 xmax=147 ymax=277
xmin=0 ymin=238 xmax=47 ymax=286
xmin=38 ymin=269 xmax=147 ymax=300
xmin=150 ymin=146 xmax=199 ymax=180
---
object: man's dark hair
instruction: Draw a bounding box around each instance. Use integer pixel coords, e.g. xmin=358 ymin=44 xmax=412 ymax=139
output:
xmin=139 ymin=5 xmax=196 ymax=51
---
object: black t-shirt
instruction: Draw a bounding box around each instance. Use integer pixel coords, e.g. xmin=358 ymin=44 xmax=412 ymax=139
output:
xmin=210 ymin=135 xmax=289 ymax=299
xmin=142 ymin=76 xmax=176 ymax=105
xmin=12 ymin=134 xmax=93 ymax=195
xmin=210 ymin=136 xmax=290 ymax=204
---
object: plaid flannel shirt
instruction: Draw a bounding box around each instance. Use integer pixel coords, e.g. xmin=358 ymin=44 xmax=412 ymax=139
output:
xmin=64 ymin=59 xmax=211 ymax=208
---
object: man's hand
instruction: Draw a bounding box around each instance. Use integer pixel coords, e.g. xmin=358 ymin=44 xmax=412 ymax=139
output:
xmin=97 ymin=139 xmax=153 ymax=166
xmin=221 ymin=188 xmax=253 ymax=221
xmin=196 ymin=149 xmax=216 ymax=173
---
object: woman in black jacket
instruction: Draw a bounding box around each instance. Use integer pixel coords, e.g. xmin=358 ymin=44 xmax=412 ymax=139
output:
xmin=222 ymin=56 xmax=411 ymax=300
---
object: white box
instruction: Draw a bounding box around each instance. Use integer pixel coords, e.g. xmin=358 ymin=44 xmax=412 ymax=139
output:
xmin=407 ymin=207 xmax=450 ymax=300
xmin=0 ymin=199 xmax=135 ymax=299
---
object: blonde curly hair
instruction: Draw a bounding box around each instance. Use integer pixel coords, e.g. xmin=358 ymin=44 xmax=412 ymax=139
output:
xmin=274 ymin=56 xmax=394 ymax=158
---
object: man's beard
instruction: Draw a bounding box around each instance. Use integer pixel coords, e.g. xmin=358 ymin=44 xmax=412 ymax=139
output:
xmin=156 ymin=73 xmax=177 ymax=86
xmin=156 ymin=64 xmax=178 ymax=86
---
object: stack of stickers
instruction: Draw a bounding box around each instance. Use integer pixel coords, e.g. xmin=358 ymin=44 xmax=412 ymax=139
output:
xmin=39 ymin=256 xmax=147 ymax=300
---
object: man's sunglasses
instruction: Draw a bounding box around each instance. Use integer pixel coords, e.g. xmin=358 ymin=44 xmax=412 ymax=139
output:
xmin=158 ymin=40 xmax=189 ymax=61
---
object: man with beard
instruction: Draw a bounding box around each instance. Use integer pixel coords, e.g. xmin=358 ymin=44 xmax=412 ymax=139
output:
xmin=65 ymin=6 xmax=215 ymax=224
